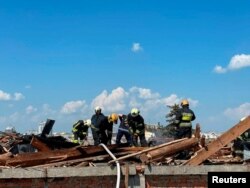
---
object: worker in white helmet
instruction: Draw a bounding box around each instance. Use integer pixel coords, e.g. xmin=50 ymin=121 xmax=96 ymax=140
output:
xmin=91 ymin=106 xmax=105 ymax=145
xmin=127 ymin=108 xmax=147 ymax=147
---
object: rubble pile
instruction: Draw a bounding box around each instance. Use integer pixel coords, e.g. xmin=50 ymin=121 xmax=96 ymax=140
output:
xmin=0 ymin=116 xmax=249 ymax=169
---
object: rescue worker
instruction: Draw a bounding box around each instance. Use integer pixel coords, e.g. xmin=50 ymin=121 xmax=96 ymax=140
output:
xmin=127 ymin=108 xmax=147 ymax=147
xmin=116 ymin=114 xmax=132 ymax=146
xmin=174 ymin=99 xmax=196 ymax=139
xmin=98 ymin=113 xmax=119 ymax=145
xmin=72 ymin=119 xmax=91 ymax=144
xmin=232 ymin=118 xmax=250 ymax=160
xmin=91 ymin=106 xmax=105 ymax=145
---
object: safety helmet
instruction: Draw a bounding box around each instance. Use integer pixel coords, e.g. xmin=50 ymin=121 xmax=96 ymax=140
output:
xmin=181 ymin=99 xmax=189 ymax=106
xmin=95 ymin=106 xmax=102 ymax=113
xmin=108 ymin=113 xmax=118 ymax=124
xmin=84 ymin=119 xmax=91 ymax=126
xmin=131 ymin=108 xmax=140 ymax=117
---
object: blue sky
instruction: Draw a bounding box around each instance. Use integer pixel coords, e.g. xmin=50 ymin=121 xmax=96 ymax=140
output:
xmin=0 ymin=0 xmax=250 ymax=134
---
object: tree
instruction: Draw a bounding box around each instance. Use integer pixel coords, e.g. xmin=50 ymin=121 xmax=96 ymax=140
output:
xmin=162 ymin=104 xmax=180 ymax=137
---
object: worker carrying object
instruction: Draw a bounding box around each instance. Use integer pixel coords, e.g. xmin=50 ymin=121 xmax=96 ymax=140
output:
xmin=174 ymin=99 xmax=196 ymax=139
xmin=72 ymin=119 xmax=91 ymax=144
xmin=98 ymin=113 xmax=119 ymax=145
xmin=127 ymin=108 xmax=147 ymax=147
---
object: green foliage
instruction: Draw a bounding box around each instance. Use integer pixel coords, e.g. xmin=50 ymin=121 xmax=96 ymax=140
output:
xmin=162 ymin=104 xmax=180 ymax=137
xmin=145 ymin=104 xmax=180 ymax=138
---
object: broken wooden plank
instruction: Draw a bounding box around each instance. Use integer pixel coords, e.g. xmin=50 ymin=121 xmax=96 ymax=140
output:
xmin=2 ymin=144 xmax=123 ymax=167
xmin=29 ymin=151 xmax=135 ymax=168
xmin=108 ymin=138 xmax=187 ymax=164
xmin=139 ymin=137 xmax=199 ymax=164
xmin=194 ymin=123 xmax=201 ymax=139
xmin=125 ymin=163 xmax=129 ymax=188
xmin=185 ymin=115 xmax=250 ymax=165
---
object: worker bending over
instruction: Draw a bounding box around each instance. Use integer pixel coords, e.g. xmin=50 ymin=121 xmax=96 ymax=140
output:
xmin=128 ymin=108 xmax=147 ymax=147
xmin=98 ymin=113 xmax=119 ymax=145
xmin=72 ymin=119 xmax=91 ymax=144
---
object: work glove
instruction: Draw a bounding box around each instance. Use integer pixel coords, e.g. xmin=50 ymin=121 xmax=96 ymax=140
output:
xmin=135 ymin=130 xmax=141 ymax=135
xmin=133 ymin=131 xmax=139 ymax=137
xmin=129 ymin=127 xmax=134 ymax=134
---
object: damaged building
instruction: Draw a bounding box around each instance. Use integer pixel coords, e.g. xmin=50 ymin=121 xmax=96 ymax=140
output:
xmin=0 ymin=116 xmax=250 ymax=187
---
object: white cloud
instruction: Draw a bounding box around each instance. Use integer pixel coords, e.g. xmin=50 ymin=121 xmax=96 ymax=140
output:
xmin=91 ymin=86 xmax=198 ymax=125
xmin=26 ymin=105 xmax=38 ymax=114
xmin=213 ymin=54 xmax=250 ymax=73
xmin=228 ymin=54 xmax=250 ymax=70
xmin=60 ymin=100 xmax=87 ymax=114
xmin=129 ymin=87 xmax=160 ymax=99
xmin=0 ymin=90 xmax=11 ymax=100
xmin=213 ymin=65 xmax=227 ymax=74
xmin=0 ymin=86 xmax=199 ymax=132
xmin=131 ymin=42 xmax=143 ymax=52
xmin=91 ymin=87 xmax=128 ymax=112
xmin=161 ymin=94 xmax=179 ymax=106
xmin=14 ymin=93 xmax=25 ymax=101
xmin=224 ymin=103 xmax=250 ymax=120
xmin=0 ymin=90 xmax=25 ymax=101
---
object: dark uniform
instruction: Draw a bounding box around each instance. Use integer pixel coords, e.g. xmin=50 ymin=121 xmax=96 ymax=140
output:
xmin=233 ymin=129 xmax=250 ymax=159
xmin=116 ymin=114 xmax=132 ymax=146
xmin=72 ymin=120 xmax=89 ymax=144
xmin=91 ymin=112 xmax=105 ymax=145
xmin=174 ymin=105 xmax=196 ymax=139
xmin=98 ymin=116 xmax=114 ymax=145
xmin=127 ymin=113 xmax=147 ymax=147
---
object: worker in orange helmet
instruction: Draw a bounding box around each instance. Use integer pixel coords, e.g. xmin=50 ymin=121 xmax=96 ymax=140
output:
xmin=174 ymin=99 xmax=196 ymax=139
xmin=98 ymin=113 xmax=119 ymax=145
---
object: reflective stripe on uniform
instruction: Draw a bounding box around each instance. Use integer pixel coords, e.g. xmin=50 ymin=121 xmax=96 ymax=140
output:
xmin=235 ymin=150 xmax=243 ymax=154
xmin=181 ymin=112 xmax=193 ymax=121
xmin=179 ymin=122 xmax=192 ymax=127
xmin=72 ymin=139 xmax=79 ymax=144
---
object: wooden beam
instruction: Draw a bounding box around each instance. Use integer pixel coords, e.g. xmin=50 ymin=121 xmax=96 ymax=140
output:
xmin=125 ymin=163 xmax=129 ymax=188
xmin=108 ymin=138 xmax=188 ymax=164
xmin=139 ymin=137 xmax=199 ymax=164
xmin=4 ymin=144 xmax=122 ymax=167
xmin=185 ymin=116 xmax=250 ymax=165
